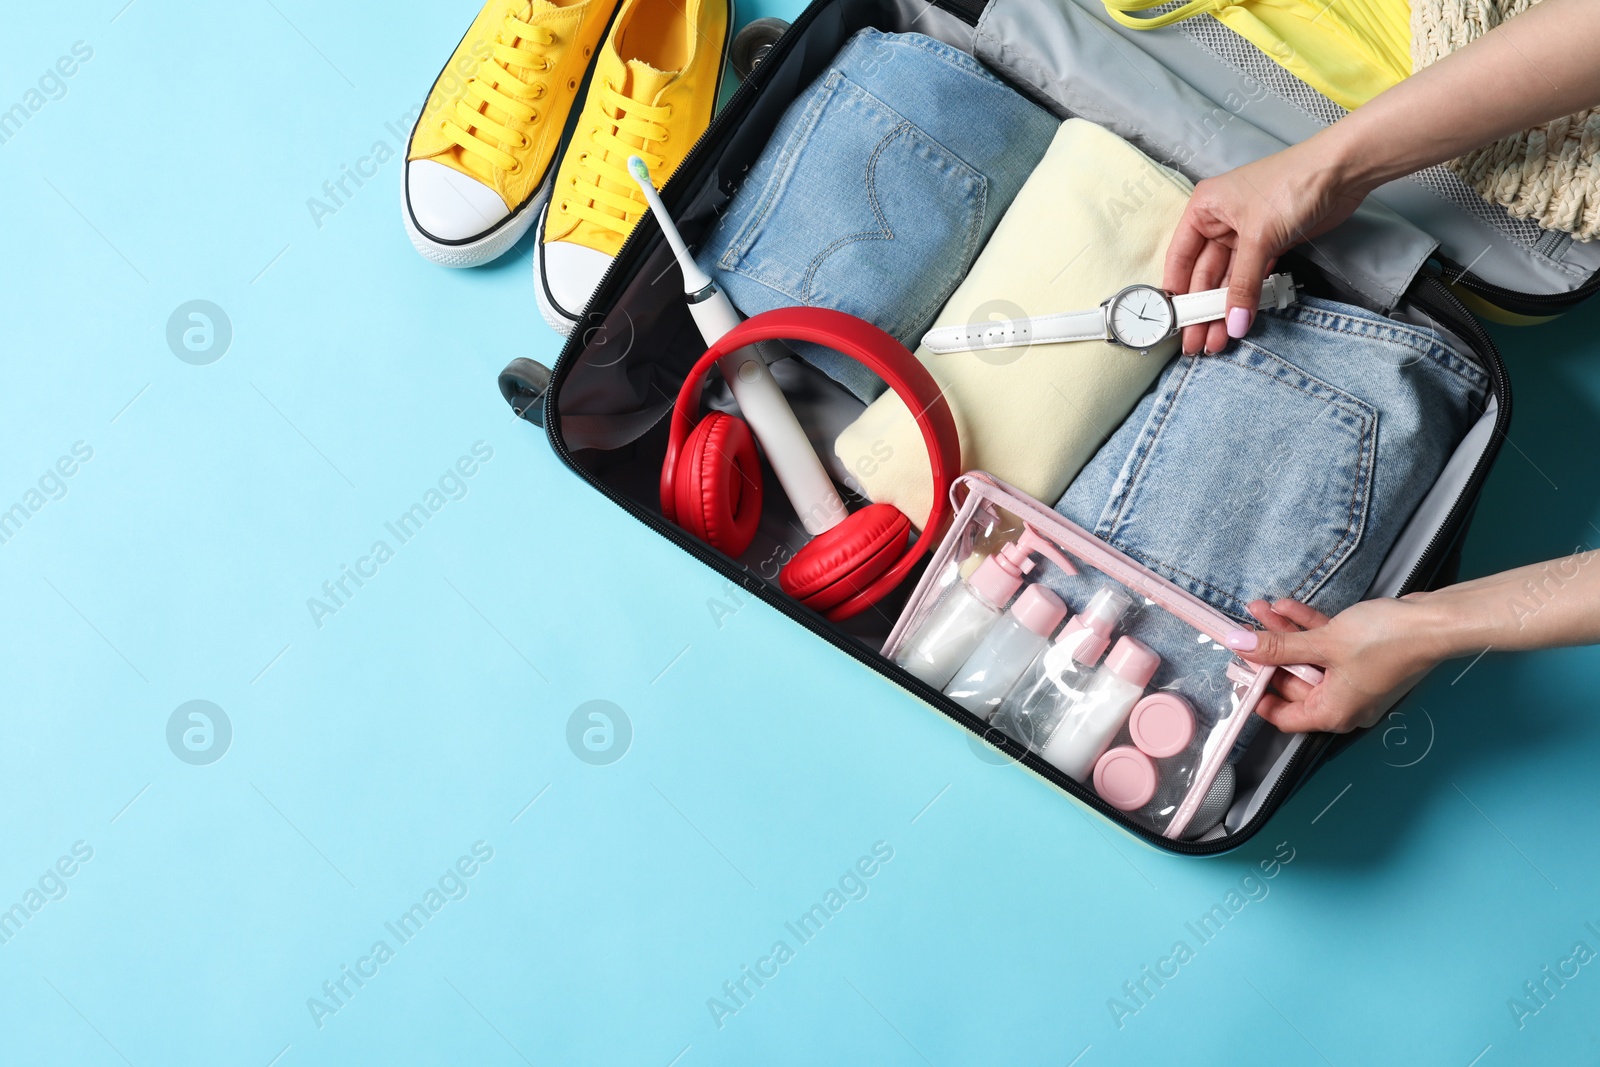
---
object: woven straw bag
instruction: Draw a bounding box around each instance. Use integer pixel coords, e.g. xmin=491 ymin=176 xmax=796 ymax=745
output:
xmin=1414 ymin=0 xmax=1600 ymax=240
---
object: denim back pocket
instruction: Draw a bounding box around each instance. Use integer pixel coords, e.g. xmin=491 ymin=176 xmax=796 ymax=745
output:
xmin=1088 ymin=345 xmax=1378 ymax=622
xmin=715 ymin=70 xmax=988 ymax=343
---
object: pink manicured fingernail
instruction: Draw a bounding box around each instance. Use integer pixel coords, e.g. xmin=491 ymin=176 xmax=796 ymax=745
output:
xmin=1226 ymin=307 xmax=1251 ymax=338
xmin=1224 ymin=628 xmax=1258 ymax=651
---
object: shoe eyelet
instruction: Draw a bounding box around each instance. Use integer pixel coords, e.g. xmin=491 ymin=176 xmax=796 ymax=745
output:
xmin=533 ymin=85 xmax=546 ymax=99
xmin=560 ymin=199 xmax=572 ymax=212
xmin=567 ymin=78 xmax=578 ymax=91
xmin=578 ymin=151 xmax=589 ymax=164
xmin=518 ymin=135 xmax=530 ymax=149
xmin=507 ymin=161 xmax=522 ymax=175
xmin=583 ymin=45 xmax=592 ymax=57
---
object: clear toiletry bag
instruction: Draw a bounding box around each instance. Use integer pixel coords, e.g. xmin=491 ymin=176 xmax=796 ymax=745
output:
xmin=495 ymin=0 xmax=1573 ymax=855
xmin=884 ymin=473 xmax=1323 ymax=842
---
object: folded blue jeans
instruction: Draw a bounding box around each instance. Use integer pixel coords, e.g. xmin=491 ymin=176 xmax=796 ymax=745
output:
xmin=1056 ymin=296 xmax=1488 ymax=622
xmin=1040 ymin=297 xmax=1489 ymax=743
xmin=695 ymin=29 xmax=1059 ymax=401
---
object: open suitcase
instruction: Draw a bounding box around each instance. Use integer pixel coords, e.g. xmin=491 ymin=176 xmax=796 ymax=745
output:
xmin=500 ymin=0 xmax=1598 ymax=854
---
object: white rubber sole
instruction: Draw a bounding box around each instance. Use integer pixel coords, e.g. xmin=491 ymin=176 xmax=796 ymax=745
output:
xmin=533 ymin=203 xmax=589 ymax=336
xmin=401 ymin=164 xmax=550 ymax=268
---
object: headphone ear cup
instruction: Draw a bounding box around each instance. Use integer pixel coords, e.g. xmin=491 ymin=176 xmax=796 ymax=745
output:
xmin=674 ymin=412 xmax=763 ymax=556
xmin=780 ymin=502 xmax=910 ymax=613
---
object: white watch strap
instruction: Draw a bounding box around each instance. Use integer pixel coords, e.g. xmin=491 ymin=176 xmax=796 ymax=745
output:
xmin=920 ymin=308 xmax=1104 ymax=354
xmin=1170 ymin=287 xmax=1227 ymax=329
xmin=919 ymin=273 xmax=1299 ymax=355
xmin=1172 ymin=272 xmax=1298 ymax=328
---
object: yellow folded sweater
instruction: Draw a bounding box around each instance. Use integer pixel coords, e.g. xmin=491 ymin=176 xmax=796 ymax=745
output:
xmin=833 ymin=120 xmax=1193 ymax=525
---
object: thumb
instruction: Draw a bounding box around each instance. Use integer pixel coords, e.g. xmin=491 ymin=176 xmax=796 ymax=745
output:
xmin=1223 ymin=243 xmax=1272 ymax=340
xmin=1254 ymin=694 xmax=1327 ymax=735
xmin=1224 ymin=625 xmax=1325 ymax=667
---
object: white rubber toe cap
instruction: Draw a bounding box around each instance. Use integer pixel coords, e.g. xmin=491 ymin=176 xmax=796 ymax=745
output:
xmin=406 ymin=159 xmax=510 ymax=241
xmin=538 ymin=237 xmax=616 ymax=325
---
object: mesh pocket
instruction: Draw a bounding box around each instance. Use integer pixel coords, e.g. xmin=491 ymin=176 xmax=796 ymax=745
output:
xmin=1168 ymin=10 xmax=1560 ymax=255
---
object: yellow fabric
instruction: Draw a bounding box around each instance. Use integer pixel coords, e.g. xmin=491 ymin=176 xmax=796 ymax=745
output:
xmin=544 ymin=0 xmax=729 ymax=255
xmin=408 ymin=0 xmax=617 ymax=209
xmin=1103 ymin=0 xmax=1411 ymax=110
xmin=833 ymin=120 xmax=1193 ymax=526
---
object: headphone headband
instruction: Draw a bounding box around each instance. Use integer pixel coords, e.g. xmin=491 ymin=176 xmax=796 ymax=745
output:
xmin=663 ymin=308 xmax=961 ymax=618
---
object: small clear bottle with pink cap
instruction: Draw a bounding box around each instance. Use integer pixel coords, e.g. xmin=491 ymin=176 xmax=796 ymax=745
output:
xmin=1040 ymin=635 xmax=1161 ymax=782
xmin=944 ymin=583 xmax=1068 ymax=719
xmin=892 ymin=527 xmax=1074 ymax=690
xmin=991 ymin=586 xmax=1130 ymax=750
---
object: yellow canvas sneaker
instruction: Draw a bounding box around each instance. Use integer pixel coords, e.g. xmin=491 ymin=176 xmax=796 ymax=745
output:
xmin=403 ymin=0 xmax=619 ymax=267
xmin=534 ymin=0 xmax=730 ymax=332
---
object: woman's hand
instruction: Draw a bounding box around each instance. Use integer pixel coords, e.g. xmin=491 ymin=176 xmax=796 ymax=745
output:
xmin=1163 ymin=0 xmax=1600 ymax=357
xmin=1226 ymin=548 xmax=1600 ymax=734
xmin=1223 ymin=596 xmax=1445 ymax=734
xmin=1165 ymin=142 xmax=1369 ymax=357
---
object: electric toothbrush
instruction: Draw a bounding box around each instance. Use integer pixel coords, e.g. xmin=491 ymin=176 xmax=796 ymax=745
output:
xmin=628 ymin=156 xmax=843 ymax=535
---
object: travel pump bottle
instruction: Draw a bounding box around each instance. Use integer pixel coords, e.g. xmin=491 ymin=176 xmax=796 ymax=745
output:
xmin=892 ymin=528 xmax=1074 ymax=689
xmin=944 ymin=583 xmax=1068 ymax=719
xmin=991 ymin=586 xmax=1131 ymax=749
xmin=1039 ymin=636 xmax=1160 ymax=781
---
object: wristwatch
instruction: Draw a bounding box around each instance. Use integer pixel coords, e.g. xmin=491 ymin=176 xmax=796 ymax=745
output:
xmin=921 ymin=273 xmax=1299 ymax=356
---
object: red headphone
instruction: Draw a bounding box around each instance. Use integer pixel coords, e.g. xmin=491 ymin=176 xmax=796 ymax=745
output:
xmin=661 ymin=307 xmax=961 ymax=621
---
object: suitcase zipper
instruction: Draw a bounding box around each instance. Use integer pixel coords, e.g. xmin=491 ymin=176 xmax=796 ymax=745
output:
xmin=1202 ymin=272 xmax=1514 ymax=847
xmin=1391 ymin=274 xmax=1514 ymax=595
xmin=542 ymin=270 xmax=1514 ymax=857
xmin=1434 ymin=253 xmax=1600 ymax=316
xmin=536 ymin=9 xmax=1515 ymax=856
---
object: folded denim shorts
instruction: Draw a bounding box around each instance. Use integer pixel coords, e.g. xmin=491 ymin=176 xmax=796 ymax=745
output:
xmin=1055 ymin=296 xmax=1490 ymax=625
xmin=1033 ymin=297 xmax=1486 ymax=747
xmin=694 ymin=29 xmax=1059 ymax=401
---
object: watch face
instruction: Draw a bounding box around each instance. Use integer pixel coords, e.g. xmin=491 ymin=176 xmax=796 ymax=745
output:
xmin=1108 ymin=285 xmax=1176 ymax=350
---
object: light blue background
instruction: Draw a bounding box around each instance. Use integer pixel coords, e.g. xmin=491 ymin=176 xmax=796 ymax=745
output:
xmin=2 ymin=2 xmax=1598 ymax=1065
